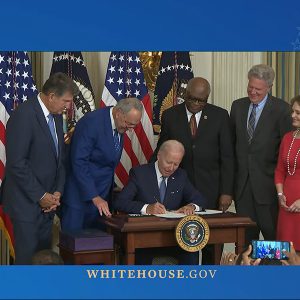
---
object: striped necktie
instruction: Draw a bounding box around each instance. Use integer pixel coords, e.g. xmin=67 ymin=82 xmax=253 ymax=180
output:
xmin=247 ymin=104 xmax=258 ymax=144
xmin=113 ymin=129 xmax=120 ymax=153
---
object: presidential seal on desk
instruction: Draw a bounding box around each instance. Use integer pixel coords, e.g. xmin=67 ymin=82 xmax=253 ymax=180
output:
xmin=175 ymin=215 xmax=210 ymax=252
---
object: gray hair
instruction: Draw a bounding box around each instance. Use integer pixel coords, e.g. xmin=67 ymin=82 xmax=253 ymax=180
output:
xmin=42 ymin=72 xmax=79 ymax=97
xmin=248 ymin=64 xmax=275 ymax=87
xmin=159 ymin=140 xmax=185 ymax=156
xmin=115 ymin=97 xmax=143 ymax=114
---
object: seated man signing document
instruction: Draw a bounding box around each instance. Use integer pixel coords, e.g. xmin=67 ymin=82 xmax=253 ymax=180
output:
xmin=113 ymin=140 xmax=207 ymax=215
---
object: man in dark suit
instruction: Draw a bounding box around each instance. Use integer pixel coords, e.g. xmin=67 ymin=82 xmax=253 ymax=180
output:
xmin=61 ymin=98 xmax=143 ymax=231
xmin=230 ymin=64 xmax=292 ymax=245
xmin=1 ymin=73 xmax=78 ymax=264
xmin=151 ymin=77 xmax=234 ymax=264
xmin=114 ymin=140 xmax=207 ymax=264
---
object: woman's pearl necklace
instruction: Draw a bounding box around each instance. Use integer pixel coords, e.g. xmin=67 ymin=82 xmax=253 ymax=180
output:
xmin=287 ymin=128 xmax=300 ymax=176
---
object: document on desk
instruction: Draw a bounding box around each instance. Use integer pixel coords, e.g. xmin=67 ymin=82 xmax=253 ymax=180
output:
xmin=153 ymin=211 xmax=186 ymax=218
xmin=154 ymin=209 xmax=223 ymax=218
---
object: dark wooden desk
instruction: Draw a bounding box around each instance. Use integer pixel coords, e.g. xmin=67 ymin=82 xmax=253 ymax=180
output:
xmin=103 ymin=213 xmax=256 ymax=265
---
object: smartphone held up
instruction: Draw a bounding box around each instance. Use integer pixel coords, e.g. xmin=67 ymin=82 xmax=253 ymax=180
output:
xmin=251 ymin=240 xmax=291 ymax=260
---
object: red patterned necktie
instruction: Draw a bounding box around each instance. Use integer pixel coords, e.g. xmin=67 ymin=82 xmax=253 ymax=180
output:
xmin=190 ymin=113 xmax=197 ymax=138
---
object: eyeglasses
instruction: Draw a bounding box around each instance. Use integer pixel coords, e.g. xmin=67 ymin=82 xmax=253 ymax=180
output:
xmin=122 ymin=113 xmax=139 ymax=128
xmin=186 ymin=97 xmax=207 ymax=104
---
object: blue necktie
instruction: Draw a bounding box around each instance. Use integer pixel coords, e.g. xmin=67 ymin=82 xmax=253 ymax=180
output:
xmin=159 ymin=176 xmax=167 ymax=203
xmin=247 ymin=104 xmax=258 ymax=144
xmin=113 ymin=129 xmax=120 ymax=153
xmin=48 ymin=114 xmax=58 ymax=156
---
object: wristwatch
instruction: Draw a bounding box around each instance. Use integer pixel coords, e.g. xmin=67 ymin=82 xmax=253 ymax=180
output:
xmin=277 ymin=192 xmax=284 ymax=196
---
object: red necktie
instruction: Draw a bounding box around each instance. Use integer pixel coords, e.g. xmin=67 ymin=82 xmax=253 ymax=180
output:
xmin=190 ymin=113 xmax=197 ymax=138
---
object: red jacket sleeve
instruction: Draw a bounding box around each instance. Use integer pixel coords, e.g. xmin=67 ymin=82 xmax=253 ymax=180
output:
xmin=274 ymin=133 xmax=288 ymax=184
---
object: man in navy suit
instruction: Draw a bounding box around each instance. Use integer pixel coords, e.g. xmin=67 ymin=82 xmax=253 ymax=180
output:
xmin=61 ymin=98 xmax=143 ymax=231
xmin=1 ymin=73 xmax=78 ymax=264
xmin=113 ymin=140 xmax=207 ymax=264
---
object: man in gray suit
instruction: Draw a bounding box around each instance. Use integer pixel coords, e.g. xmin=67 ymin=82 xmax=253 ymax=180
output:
xmin=1 ymin=73 xmax=78 ymax=264
xmin=230 ymin=64 xmax=292 ymax=246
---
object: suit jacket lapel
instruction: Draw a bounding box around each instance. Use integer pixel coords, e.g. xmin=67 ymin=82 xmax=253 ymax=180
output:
xmin=164 ymin=174 xmax=176 ymax=206
xmin=196 ymin=104 xmax=210 ymax=138
xmin=33 ymin=98 xmax=58 ymax=160
xmin=148 ymin=164 xmax=160 ymax=202
xmin=54 ymin=115 xmax=63 ymax=163
xmin=104 ymin=107 xmax=123 ymax=163
xmin=241 ymin=99 xmax=251 ymax=143
xmin=104 ymin=106 xmax=113 ymax=144
xmin=177 ymin=103 xmax=192 ymax=139
xmin=252 ymin=96 xmax=272 ymax=139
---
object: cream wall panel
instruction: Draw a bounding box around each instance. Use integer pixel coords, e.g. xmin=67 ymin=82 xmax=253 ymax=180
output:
xmin=42 ymin=52 xmax=53 ymax=84
xmin=190 ymin=52 xmax=213 ymax=103
xmin=212 ymin=52 xmax=263 ymax=112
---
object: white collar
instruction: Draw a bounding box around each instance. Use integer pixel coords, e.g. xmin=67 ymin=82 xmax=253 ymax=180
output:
xmin=37 ymin=93 xmax=50 ymax=119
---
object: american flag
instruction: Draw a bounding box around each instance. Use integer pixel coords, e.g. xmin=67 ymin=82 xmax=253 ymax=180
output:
xmin=153 ymin=52 xmax=193 ymax=134
xmin=50 ymin=52 xmax=95 ymax=131
xmin=101 ymin=52 xmax=154 ymax=188
xmin=0 ymin=51 xmax=38 ymax=259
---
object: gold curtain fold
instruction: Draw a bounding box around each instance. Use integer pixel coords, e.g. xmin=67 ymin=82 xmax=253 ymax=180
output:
xmin=28 ymin=51 xmax=43 ymax=91
xmin=263 ymin=52 xmax=300 ymax=103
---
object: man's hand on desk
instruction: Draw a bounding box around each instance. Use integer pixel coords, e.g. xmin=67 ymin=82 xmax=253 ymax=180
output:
xmin=92 ymin=196 xmax=112 ymax=217
xmin=146 ymin=202 xmax=166 ymax=214
xmin=176 ymin=204 xmax=195 ymax=215
xmin=218 ymin=194 xmax=232 ymax=212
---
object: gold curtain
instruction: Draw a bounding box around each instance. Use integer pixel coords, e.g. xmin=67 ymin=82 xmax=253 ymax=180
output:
xmin=263 ymin=52 xmax=300 ymax=102
xmin=28 ymin=52 xmax=43 ymax=91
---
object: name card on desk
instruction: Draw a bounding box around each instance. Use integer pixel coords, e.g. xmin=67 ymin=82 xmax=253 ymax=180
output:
xmin=195 ymin=209 xmax=223 ymax=215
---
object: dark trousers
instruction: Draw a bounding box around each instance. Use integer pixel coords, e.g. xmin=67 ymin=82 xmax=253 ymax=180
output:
xmin=61 ymin=204 xmax=105 ymax=231
xmin=201 ymin=244 xmax=223 ymax=265
xmin=236 ymin=178 xmax=278 ymax=247
xmin=12 ymin=213 xmax=53 ymax=265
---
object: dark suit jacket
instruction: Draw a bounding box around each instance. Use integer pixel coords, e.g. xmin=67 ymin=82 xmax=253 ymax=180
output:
xmin=151 ymin=102 xmax=234 ymax=209
xmin=113 ymin=163 xmax=207 ymax=214
xmin=63 ymin=107 xmax=123 ymax=212
xmin=230 ymin=96 xmax=292 ymax=204
xmin=2 ymin=97 xmax=65 ymax=222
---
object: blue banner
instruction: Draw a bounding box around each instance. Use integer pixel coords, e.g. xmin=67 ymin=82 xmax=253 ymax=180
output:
xmin=0 ymin=0 xmax=299 ymax=50
xmin=0 ymin=265 xmax=299 ymax=299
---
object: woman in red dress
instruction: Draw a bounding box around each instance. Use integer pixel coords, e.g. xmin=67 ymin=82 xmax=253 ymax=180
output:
xmin=275 ymin=95 xmax=300 ymax=251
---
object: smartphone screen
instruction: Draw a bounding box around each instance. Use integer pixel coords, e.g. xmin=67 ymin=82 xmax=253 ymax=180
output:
xmin=251 ymin=240 xmax=291 ymax=260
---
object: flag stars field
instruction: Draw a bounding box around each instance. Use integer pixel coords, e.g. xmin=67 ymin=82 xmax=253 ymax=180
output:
xmin=100 ymin=51 xmax=154 ymax=187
